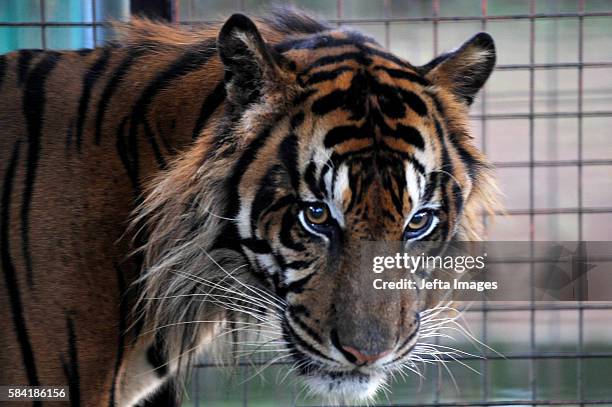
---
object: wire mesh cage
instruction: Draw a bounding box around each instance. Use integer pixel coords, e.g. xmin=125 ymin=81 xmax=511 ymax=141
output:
xmin=2 ymin=0 xmax=611 ymax=406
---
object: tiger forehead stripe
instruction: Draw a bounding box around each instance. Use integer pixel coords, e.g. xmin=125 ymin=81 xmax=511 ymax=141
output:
xmin=281 ymin=35 xmax=418 ymax=75
xmin=374 ymin=65 xmax=431 ymax=87
xmin=304 ymin=66 xmax=354 ymax=85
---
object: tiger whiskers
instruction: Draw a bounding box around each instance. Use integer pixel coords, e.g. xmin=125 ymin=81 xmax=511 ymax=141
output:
xmin=133 ymin=240 xmax=292 ymax=390
xmin=389 ymin=301 xmax=503 ymax=394
xmin=172 ymin=264 xmax=284 ymax=311
xmin=141 ymin=319 xmax=279 ymax=336
xmin=200 ymin=250 xmax=286 ymax=309
xmin=167 ymin=269 xmax=281 ymax=321
xmin=137 ymin=315 xmax=287 ymax=379
xmin=237 ymin=352 xmax=296 ymax=386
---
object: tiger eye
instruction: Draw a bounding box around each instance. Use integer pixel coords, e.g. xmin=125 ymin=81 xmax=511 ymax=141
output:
xmin=407 ymin=211 xmax=431 ymax=231
xmin=305 ymin=204 xmax=329 ymax=225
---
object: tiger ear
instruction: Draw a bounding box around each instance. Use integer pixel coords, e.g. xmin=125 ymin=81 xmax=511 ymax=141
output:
xmin=421 ymin=32 xmax=496 ymax=105
xmin=217 ymin=13 xmax=287 ymax=106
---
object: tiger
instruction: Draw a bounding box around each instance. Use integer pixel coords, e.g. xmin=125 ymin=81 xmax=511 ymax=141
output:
xmin=0 ymin=8 xmax=499 ymax=407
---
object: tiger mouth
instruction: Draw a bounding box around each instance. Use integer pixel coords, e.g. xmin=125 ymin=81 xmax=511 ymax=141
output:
xmin=287 ymin=342 xmax=392 ymax=401
xmin=295 ymin=355 xmax=386 ymax=377
xmin=281 ymin=314 xmax=419 ymax=401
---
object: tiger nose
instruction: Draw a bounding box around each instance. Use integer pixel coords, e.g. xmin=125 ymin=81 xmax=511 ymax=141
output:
xmin=340 ymin=345 xmax=392 ymax=366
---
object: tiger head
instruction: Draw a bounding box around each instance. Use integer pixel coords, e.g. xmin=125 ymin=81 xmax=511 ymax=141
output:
xmin=139 ymin=11 xmax=497 ymax=404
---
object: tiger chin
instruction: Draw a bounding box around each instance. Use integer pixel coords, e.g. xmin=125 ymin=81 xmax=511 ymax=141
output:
xmin=0 ymin=7 xmax=500 ymax=407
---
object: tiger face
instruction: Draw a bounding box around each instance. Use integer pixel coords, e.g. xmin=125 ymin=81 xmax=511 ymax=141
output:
xmin=219 ymin=14 xmax=496 ymax=402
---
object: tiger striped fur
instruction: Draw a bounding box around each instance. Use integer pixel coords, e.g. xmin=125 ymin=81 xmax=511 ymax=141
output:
xmin=0 ymin=8 xmax=499 ymax=406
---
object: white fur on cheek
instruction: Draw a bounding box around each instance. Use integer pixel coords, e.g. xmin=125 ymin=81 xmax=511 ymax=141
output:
xmin=237 ymin=193 xmax=254 ymax=239
xmin=412 ymin=127 xmax=436 ymax=175
xmin=330 ymin=164 xmax=348 ymax=228
xmin=405 ymin=161 xmax=424 ymax=215
xmin=255 ymin=252 xmax=282 ymax=275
